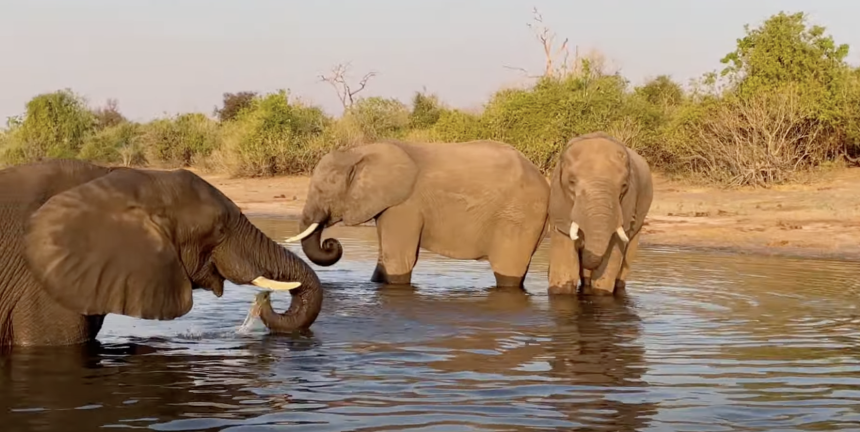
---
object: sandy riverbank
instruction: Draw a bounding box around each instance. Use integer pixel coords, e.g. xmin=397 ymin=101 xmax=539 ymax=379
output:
xmin=195 ymin=168 xmax=860 ymax=261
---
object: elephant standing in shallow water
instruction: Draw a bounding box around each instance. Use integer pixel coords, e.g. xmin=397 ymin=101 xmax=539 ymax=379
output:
xmin=286 ymin=139 xmax=550 ymax=288
xmin=547 ymin=132 xmax=653 ymax=295
xmin=0 ymin=159 xmax=323 ymax=347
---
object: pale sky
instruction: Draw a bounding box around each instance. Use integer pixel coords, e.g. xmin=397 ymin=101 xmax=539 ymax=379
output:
xmin=0 ymin=0 xmax=856 ymax=123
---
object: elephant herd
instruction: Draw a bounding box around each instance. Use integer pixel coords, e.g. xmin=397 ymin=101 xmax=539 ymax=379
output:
xmin=0 ymin=131 xmax=652 ymax=348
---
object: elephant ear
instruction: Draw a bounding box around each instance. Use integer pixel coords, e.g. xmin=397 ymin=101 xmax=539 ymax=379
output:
xmin=342 ymin=142 xmax=418 ymax=225
xmin=548 ymin=161 xmax=574 ymax=235
xmin=621 ymin=147 xmax=651 ymax=233
xmin=24 ymin=169 xmax=193 ymax=320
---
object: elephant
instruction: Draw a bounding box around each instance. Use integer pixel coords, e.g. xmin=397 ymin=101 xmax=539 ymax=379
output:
xmin=0 ymin=159 xmax=323 ymax=347
xmin=285 ymin=139 xmax=551 ymax=288
xmin=547 ymin=132 xmax=653 ymax=295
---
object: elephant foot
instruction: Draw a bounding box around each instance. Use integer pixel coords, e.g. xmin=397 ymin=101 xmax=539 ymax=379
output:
xmin=548 ymin=281 xmax=578 ymax=295
xmin=371 ymin=264 xmax=412 ymax=285
xmin=493 ymin=272 xmax=524 ymax=289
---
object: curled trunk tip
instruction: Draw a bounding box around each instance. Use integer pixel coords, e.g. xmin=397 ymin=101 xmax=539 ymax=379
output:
xmin=241 ymin=216 xmax=325 ymax=333
xmin=300 ymin=222 xmax=343 ymax=266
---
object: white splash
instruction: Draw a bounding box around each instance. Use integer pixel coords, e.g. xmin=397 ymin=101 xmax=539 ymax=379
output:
xmin=235 ymin=295 xmax=265 ymax=334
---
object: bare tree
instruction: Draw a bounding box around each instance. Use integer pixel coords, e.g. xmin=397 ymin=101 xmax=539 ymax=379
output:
xmin=320 ymin=62 xmax=377 ymax=110
xmin=504 ymin=7 xmax=579 ymax=79
xmin=505 ymin=7 xmax=624 ymax=81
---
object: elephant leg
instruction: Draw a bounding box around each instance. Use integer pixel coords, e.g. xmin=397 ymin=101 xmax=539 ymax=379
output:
xmin=371 ymin=206 xmax=422 ymax=285
xmin=548 ymin=229 xmax=580 ymax=295
xmin=615 ymin=231 xmax=641 ymax=292
xmin=488 ymin=222 xmax=543 ymax=289
xmin=582 ymin=240 xmax=624 ymax=296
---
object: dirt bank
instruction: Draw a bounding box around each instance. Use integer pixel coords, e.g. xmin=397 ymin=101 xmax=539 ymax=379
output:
xmin=196 ymin=168 xmax=860 ymax=261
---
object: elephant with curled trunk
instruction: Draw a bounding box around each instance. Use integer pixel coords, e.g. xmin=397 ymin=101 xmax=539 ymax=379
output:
xmin=287 ymin=139 xmax=550 ymax=288
xmin=0 ymin=159 xmax=323 ymax=347
xmin=547 ymin=132 xmax=653 ymax=295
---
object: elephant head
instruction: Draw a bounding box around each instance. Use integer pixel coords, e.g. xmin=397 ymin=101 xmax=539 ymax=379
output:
xmin=549 ymin=135 xmax=633 ymax=270
xmin=22 ymin=165 xmax=322 ymax=333
xmin=285 ymin=141 xmax=418 ymax=266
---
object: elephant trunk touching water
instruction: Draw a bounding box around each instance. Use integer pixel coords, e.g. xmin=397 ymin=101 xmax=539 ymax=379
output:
xmin=219 ymin=216 xmax=324 ymax=332
xmin=0 ymin=159 xmax=325 ymax=346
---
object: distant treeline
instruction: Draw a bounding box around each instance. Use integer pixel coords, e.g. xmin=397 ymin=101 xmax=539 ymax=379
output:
xmin=2 ymin=11 xmax=859 ymax=186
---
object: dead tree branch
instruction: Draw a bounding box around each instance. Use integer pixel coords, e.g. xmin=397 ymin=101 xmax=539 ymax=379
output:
xmin=504 ymin=7 xmax=587 ymax=79
xmin=320 ymin=62 xmax=377 ymax=110
xmin=526 ymin=7 xmax=570 ymax=78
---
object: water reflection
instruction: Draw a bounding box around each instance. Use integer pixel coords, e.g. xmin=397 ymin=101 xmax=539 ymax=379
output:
xmin=544 ymin=295 xmax=657 ymax=431
xmin=0 ymin=341 xmax=284 ymax=431
xmin=1 ymin=216 xmax=859 ymax=431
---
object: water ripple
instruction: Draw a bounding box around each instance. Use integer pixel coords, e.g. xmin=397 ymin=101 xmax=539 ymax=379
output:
xmin=2 ymin=217 xmax=860 ymax=431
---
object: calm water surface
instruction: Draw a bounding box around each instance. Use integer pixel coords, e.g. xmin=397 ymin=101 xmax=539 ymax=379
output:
xmin=2 ymin=216 xmax=860 ymax=431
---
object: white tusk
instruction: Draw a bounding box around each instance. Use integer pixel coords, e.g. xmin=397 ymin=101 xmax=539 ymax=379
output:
xmin=284 ymin=223 xmax=319 ymax=243
xmin=250 ymin=276 xmax=302 ymax=291
xmin=569 ymin=221 xmax=580 ymax=241
xmin=616 ymin=226 xmax=629 ymax=243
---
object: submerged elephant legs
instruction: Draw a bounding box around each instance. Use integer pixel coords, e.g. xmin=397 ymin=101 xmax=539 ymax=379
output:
xmin=487 ymin=222 xmax=540 ymax=289
xmin=581 ymin=238 xmax=625 ymax=295
xmin=614 ymin=231 xmax=641 ymax=292
xmin=548 ymin=229 xmax=581 ymax=294
xmin=371 ymin=206 xmax=422 ymax=285
xmin=368 ymin=206 xmax=540 ymax=288
xmin=548 ymin=228 xmax=632 ymax=296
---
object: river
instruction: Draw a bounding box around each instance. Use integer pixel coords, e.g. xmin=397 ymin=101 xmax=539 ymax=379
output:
xmin=2 ymin=217 xmax=860 ymax=431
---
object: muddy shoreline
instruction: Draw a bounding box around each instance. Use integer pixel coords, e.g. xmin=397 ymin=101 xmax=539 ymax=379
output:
xmin=195 ymin=167 xmax=860 ymax=263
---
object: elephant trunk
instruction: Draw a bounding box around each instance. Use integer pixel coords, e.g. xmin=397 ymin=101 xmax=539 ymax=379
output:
xmin=245 ymin=219 xmax=324 ymax=332
xmin=298 ymin=205 xmax=343 ymax=267
xmin=574 ymin=194 xmax=623 ymax=271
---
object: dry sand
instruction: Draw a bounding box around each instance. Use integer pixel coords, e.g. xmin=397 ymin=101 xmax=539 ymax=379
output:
xmin=194 ymin=168 xmax=860 ymax=261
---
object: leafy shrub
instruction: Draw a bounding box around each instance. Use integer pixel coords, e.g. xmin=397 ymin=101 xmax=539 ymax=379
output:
xmin=345 ymin=97 xmax=410 ymax=142
xmin=78 ymin=122 xmax=144 ymax=166
xmin=1 ymin=89 xmax=96 ymax=164
xmin=2 ymin=10 xmax=858 ymax=187
xmin=137 ymin=113 xmax=220 ymax=167
xmin=210 ymin=90 xmax=332 ymax=176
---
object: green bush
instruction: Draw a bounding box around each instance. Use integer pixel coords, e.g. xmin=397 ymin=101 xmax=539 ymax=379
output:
xmin=78 ymin=122 xmax=144 ymax=166
xmin=1 ymin=10 xmax=858 ymax=186
xmin=137 ymin=113 xmax=220 ymax=167
xmin=209 ymin=90 xmax=333 ymax=176
xmin=1 ymin=89 xmax=96 ymax=165
xmin=409 ymin=91 xmax=444 ymax=129
xmin=345 ymin=97 xmax=410 ymax=142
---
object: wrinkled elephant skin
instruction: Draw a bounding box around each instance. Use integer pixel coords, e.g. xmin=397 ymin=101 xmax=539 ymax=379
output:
xmin=288 ymin=139 xmax=550 ymax=288
xmin=0 ymin=159 xmax=324 ymax=348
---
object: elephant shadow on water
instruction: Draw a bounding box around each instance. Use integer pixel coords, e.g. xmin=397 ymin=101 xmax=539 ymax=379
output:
xmin=0 ymin=337 xmax=324 ymax=431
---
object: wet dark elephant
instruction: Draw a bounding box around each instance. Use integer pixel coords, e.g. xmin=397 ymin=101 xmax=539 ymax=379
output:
xmin=0 ymin=159 xmax=323 ymax=347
